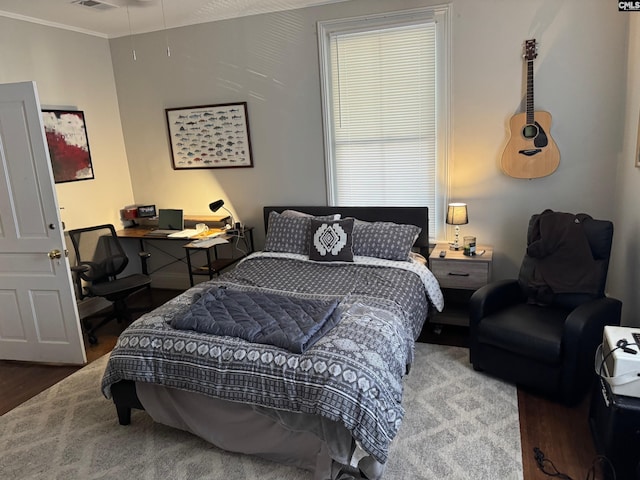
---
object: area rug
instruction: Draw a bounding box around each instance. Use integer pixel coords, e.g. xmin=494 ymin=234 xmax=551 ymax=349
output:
xmin=0 ymin=344 xmax=522 ymax=480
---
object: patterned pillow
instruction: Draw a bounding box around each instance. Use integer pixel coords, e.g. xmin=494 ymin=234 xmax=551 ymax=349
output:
xmin=309 ymin=218 xmax=354 ymax=262
xmin=281 ymin=209 xmax=341 ymax=220
xmin=264 ymin=211 xmax=339 ymax=255
xmin=352 ymin=220 xmax=421 ymax=261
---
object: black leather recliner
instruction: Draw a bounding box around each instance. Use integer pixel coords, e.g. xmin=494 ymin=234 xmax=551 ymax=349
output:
xmin=469 ymin=210 xmax=622 ymax=405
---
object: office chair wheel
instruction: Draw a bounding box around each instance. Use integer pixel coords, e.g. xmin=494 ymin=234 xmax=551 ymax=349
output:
xmin=88 ymin=334 xmax=98 ymax=345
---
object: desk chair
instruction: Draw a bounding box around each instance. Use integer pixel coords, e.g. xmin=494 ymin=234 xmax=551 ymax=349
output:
xmin=469 ymin=211 xmax=622 ymax=405
xmin=68 ymin=224 xmax=152 ymax=344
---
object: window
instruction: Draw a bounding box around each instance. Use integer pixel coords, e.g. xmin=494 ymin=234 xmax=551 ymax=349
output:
xmin=318 ymin=6 xmax=450 ymax=241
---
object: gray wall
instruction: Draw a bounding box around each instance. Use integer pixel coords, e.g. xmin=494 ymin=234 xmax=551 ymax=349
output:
xmin=110 ymin=0 xmax=629 ymax=280
xmin=610 ymin=14 xmax=640 ymax=327
xmin=2 ymin=0 xmax=638 ymax=324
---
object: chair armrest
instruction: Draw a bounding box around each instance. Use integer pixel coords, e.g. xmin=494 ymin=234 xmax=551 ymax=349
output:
xmin=468 ymin=280 xmax=525 ymax=367
xmin=138 ymin=251 xmax=151 ymax=276
xmin=560 ymin=296 xmax=622 ymax=404
xmin=563 ymin=297 xmax=623 ymax=351
xmin=469 ymin=279 xmax=524 ymax=328
xmin=69 ymin=264 xmax=90 ymax=300
xmin=70 ymin=265 xmax=90 ymax=273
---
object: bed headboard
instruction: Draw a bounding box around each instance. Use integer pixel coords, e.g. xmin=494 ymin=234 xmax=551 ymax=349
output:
xmin=263 ymin=206 xmax=429 ymax=250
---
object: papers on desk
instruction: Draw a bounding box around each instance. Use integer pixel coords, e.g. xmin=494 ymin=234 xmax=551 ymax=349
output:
xmin=186 ymin=237 xmax=229 ymax=248
xmin=167 ymin=229 xmax=199 ymax=238
xmin=167 ymin=228 xmax=227 ymax=239
xmin=191 ymin=229 xmax=226 ymax=239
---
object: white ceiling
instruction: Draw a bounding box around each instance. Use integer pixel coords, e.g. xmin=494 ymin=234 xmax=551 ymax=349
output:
xmin=0 ymin=0 xmax=351 ymax=38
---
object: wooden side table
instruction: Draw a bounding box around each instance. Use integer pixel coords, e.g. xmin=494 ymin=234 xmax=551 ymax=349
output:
xmin=429 ymin=242 xmax=493 ymax=326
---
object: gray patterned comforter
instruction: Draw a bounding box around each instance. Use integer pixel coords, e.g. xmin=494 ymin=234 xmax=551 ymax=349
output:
xmin=101 ymin=252 xmax=443 ymax=464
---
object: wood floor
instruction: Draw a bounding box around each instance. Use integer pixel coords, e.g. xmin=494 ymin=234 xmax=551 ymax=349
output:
xmin=0 ymin=290 xmax=599 ymax=480
xmin=0 ymin=288 xmax=180 ymax=416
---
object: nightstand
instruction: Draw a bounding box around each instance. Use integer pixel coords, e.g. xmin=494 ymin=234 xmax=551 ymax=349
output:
xmin=429 ymin=242 xmax=493 ymax=326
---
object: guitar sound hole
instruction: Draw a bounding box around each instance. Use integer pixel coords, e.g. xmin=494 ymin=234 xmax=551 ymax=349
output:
xmin=522 ymin=124 xmax=538 ymax=139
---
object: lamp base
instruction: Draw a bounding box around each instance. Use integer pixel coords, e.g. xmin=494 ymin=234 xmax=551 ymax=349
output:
xmin=449 ymin=225 xmax=463 ymax=251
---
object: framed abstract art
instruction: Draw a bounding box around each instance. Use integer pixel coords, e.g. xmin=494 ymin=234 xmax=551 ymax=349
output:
xmin=42 ymin=109 xmax=94 ymax=183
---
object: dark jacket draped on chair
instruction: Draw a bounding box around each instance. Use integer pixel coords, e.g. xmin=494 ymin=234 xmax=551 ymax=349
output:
xmin=519 ymin=210 xmax=599 ymax=305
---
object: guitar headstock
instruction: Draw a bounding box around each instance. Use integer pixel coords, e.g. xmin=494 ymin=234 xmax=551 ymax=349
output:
xmin=523 ymin=39 xmax=538 ymax=61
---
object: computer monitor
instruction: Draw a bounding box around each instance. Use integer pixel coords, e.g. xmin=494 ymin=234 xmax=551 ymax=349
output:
xmin=157 ymin=209 xmax=184 ymax=230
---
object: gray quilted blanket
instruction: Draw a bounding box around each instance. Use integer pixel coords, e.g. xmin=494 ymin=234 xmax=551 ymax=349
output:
xmin=170 ymin=286 xmax=340 ymax=353
xmin=102 ymin=252 xmax=442 ymax=464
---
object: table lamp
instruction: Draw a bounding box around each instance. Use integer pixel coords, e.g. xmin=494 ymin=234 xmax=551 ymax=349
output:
xmin=446 ymin=202 xmax=468 ymax=250
xmin=209 ymin=199 xmax=235 ymax=231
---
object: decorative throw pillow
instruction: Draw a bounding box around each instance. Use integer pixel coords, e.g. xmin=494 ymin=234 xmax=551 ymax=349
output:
xmin=309 ymin=218 xmax=354 ymax=262
xmin=352 ymin=221 xmax=421 ymax=261
xmin=264 ymin=211 xmax=341 ymax=255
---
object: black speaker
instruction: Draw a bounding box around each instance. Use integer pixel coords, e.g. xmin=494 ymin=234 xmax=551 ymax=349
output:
xmin=589 ymin=377 xmax=640 ymax=480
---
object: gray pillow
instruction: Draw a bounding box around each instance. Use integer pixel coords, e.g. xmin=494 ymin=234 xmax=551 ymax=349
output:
xmin=281 ymin=209 xmax=340 ymax=220
xmin=309 ymin=218 xmax=354 ymax=262
xmin=264 ymin=211 xmax=339 ymax=255
xmin=352 ymin=220 xmax=421 ymax=261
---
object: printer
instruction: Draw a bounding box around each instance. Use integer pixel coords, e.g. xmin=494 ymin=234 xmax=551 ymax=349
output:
xmin=598 ymin=325 xmax=640 ymax=399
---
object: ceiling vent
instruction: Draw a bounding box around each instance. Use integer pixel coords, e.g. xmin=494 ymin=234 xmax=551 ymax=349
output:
xmin=70 ymin=0 xmax=119 ymax=11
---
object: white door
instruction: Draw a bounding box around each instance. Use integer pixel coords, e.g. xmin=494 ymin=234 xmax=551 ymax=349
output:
xmin=0 ymin=81 xmax=86 ymax=365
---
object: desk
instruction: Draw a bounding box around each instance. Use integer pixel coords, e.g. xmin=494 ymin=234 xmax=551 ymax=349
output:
xmin=183 ymin=227 xmax=254 ymax=286
xmin=116 ymin=227 xmax=254 ymax=285
xmin=116 ymin=226 xmax=228 ymax=241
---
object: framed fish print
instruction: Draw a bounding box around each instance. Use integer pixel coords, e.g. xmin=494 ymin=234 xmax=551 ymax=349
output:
xmin=42 ymin=109 xmax=94 ymax=183
xmin=165 ymin=102 xmax=254 ymax=170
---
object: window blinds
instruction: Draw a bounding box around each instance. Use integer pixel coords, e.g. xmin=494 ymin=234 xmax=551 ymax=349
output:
xmin=328 ymin=22 xmax=437 ymax=211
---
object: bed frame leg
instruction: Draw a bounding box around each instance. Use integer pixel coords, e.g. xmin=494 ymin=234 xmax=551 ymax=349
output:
xmin=111 ymin=380 xmax=144 ymax=425
xmin=116 ymin=404 xmax=132 ymax=425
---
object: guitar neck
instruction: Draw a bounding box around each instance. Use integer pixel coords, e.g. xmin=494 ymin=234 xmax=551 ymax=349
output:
xmin=526 ymin=58 xmax=534 ymax=125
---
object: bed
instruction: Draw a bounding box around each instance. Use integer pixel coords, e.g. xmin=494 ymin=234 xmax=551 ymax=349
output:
xmin=101 ymin=206 xmax=443 ymax=480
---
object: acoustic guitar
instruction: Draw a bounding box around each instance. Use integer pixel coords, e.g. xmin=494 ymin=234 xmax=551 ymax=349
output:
xmin=501 ymin=39 xmax=560 ymax=179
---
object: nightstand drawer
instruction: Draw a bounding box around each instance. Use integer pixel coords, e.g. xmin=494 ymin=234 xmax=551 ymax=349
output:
xmin=430 ymin=261 xmax=490 ymax=289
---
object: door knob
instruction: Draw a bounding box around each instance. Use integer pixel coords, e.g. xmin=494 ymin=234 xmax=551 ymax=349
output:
xmin=48 ymin=249 xmax=62 ymax=259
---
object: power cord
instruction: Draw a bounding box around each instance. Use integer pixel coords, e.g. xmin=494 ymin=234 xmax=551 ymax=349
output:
xmin=533 ymin=447 xmax=616 ymax=480
xmin=533 ymin=447 xmax=573 ymax=479
xmin=597 ymin=340 xmax=640 ymax=381
xmin=230 ymin=229 xmax=248 ymax=256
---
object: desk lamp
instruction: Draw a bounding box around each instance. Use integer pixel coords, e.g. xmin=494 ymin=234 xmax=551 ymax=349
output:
xmin=446 ymin=203 xmax=468 ymax=250
xmin=209 ymin=199 xmax=235 ymax=231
